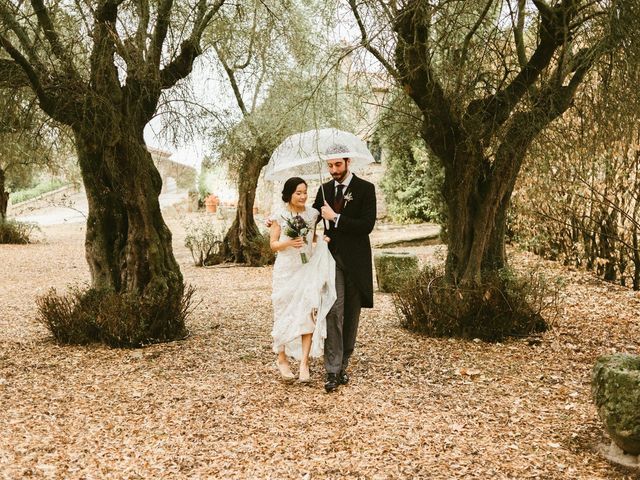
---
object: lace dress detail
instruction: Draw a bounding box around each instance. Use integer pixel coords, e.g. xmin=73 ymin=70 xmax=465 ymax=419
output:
xmin=270 ymin=206 xmax=336 ymax=359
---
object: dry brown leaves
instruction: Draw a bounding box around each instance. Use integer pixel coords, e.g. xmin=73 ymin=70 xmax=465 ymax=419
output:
xmin=1 ymin=218 xmax=639 ymax=479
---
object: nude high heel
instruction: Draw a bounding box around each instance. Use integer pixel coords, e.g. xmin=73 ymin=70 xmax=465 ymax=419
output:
xmin=298 ymin=363 xmax=311 ymax=383
xmin=276 ymin=360 xmax=296 ymax=382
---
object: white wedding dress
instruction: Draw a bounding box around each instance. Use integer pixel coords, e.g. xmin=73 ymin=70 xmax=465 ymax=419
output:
xmin=270 ymin=206 xmax=336 ymax=360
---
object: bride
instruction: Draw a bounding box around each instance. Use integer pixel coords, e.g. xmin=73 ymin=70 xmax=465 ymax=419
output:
xmin=269 ymin=177 xmax=336 ymax=383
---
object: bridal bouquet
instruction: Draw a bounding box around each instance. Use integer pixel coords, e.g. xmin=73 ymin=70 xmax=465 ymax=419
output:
xmin=282 ymin=214 xmax=310 ymax=264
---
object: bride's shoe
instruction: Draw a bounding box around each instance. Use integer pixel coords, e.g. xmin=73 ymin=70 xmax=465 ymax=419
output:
xmin=298 ymin=364 xmax=311 ymax=383
xmin=276 ymin=361 xmax=296 ymax=382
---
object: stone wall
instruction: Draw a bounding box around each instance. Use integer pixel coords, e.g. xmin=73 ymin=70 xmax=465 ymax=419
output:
xmin=7 ymin=184 xmax=80 ymax=217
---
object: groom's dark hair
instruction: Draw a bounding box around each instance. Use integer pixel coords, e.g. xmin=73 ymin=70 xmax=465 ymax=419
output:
xmin=282 ymin=177 xmax=307 ymax=203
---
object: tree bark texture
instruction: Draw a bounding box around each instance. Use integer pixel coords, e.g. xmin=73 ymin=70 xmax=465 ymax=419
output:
xmin=74 ymin=125 xmax=182 ymax=300
xmin=0 ymin=167 xmax=8 ymax=222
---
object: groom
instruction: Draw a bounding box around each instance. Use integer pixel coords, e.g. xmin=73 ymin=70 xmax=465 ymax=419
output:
xmin=313 ymin=150 xmax=376 ymax=393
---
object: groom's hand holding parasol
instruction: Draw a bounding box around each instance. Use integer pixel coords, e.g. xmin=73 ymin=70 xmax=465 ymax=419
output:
xmin=321 ymin=201 xmax=338 ymax=222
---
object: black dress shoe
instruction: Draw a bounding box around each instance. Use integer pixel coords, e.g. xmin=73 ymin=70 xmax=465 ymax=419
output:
xmin=324 ymin=373 xmax=339 ymax=392
xmin=338 ymin=371 xmax=349 ymax=385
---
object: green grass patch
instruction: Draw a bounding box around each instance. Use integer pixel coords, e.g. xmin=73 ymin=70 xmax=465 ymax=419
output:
xmin=11 ymin=178 xmax=68 ymax=204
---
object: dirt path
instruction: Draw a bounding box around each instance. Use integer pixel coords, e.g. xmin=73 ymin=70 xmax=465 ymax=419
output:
xmin=0 ymin=217 xmax=638 ymax=479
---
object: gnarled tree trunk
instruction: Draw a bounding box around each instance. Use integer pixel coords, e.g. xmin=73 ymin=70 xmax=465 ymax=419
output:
xmin=74 ymin=125 xmax=182 ymax=300
xmin=389 ymin=1 xmax=598 ymax=292
xmin=443 ymin=167 xmax=513 ymax=286
xmin=220 ymin=149 xmax=269 ymax=264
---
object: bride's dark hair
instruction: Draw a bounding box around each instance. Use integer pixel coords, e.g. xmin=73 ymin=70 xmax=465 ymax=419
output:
xmin=281 ymin=177 xmax=307 ymax=203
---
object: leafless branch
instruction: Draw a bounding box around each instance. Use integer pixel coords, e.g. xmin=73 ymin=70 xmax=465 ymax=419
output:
xmin=348 ymin=0 xmax=399 ymax=80
xmin=233 ymin=7 xmax=257 ymax=70
xmin=454 ymin=0 xmax=495 ymax=92
xmin=0 ymin=1 xmax=41 ymax=65
xmin=513 ymin=0 xmax=527 ymax=68
xmin=0 ymin=58 xmax=30 ymax=87
xmin=192 ymin=0 xmax=225 ymax=40
xmin=214 ymin=43 xmax=249 ymax=118
xmin=135 ymin=0 xmax=149 ymax=53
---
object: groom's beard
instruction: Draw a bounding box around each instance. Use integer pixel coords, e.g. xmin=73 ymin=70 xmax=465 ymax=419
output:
xmin=331 ymin=170 xmax=349 ymax=183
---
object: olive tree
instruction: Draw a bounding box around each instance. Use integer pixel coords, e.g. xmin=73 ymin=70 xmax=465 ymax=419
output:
xmin=206 ymin=0 xmax=355 ymax=263
xmin=0 ymin=0 xmax=225 ymax=343
xmin=349 ymin=0 xmax=635 ymax=325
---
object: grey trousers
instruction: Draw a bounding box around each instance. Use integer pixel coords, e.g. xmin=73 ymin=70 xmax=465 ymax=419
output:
xmin=324 ymin=259 xmax=362 ymax=374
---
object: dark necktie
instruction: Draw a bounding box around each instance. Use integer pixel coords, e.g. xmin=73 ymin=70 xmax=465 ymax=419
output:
xmin=333 ymin=184 xmax=344 ymax=213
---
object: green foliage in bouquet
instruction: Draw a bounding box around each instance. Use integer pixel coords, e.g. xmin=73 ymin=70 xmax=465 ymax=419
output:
xmin=282 ymin=214 xmax=310 ymax=264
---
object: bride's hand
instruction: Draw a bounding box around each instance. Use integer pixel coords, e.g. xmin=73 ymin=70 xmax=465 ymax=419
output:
xmin=288 ymin=237 xmax=305 ymax=248
xmin=323 ymin=235 xmax=331 ymax=243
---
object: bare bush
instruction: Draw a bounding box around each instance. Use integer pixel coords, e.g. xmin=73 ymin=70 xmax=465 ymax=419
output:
xmin=393 ymin=265 xmax=562 ymax=342
xmin=37 ymin=286 xmax=195 ymax=348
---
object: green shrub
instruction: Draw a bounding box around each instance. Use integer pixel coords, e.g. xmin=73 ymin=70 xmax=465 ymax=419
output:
xmin=374 ymin=251 xmax=419 ymax=292
xmin=184 ymin=218 xmax=226 ymax=266
xmin=381 ymin=146 xmax=446 ymax=224
xmin=197 ymin=172 xmax=210 ymax=208
xmin=0 ymin=220 xmax=38 ymax=244
xmin=377 ymin=90 xmax=447 ymax=226
xmin=37 ymin=285 xmax=194 ymax=347
xmin=393 ymin=265 xmax=561 ymax=341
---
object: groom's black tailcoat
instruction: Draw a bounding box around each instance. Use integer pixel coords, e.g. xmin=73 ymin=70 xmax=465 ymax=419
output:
xmin=313 ymin=174 xmax=376 ymax=308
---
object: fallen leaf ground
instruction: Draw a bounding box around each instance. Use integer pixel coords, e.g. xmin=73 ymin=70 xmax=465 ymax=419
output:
xmin=1 ymin=216 xmax=639 ymax=479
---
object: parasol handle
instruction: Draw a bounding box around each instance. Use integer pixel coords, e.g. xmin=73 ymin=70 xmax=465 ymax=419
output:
xmin=318 ymin=159 xmax=329 ymax=231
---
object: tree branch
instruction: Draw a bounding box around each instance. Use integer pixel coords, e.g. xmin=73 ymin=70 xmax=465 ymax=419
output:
xmin=149 ymin=0 xmax=172 ymax=69
xmin=490 ymin=44 xmax=602 ymax=196
xmin=159 ymin=0 xmax=225 ymax=89
xmin=214 ymin=43 xmax=248 ymax=117
xmin=30 ymin=0 xmax=76 ymax=72
xmin=87 ymin=0 xmax=127 ymax=107
xmin=233 ymin=7 xmax=257 ymax=70
xmin=73 ymin=0 xmax=94 ymax=38
xmin=375 ymin=0 xmax=395 ymax=24
xmin=392 ymin=1 xmax=465 ymax=165
xmin=0 ymin=34 xmax=47 ymax=100
xmin=513 ymin=0 xmax=527 ymax=68
xmin=348 ymin=0 xmax=399 ymax=80
xmin=192 ymin=0 xmax=225 ymax=41
xmin=466 ymin=0 xmax=579 ymax=139
xmin=158 ymin=38 xmax=200 ymax=89
xmin=250 ymin=44 xmax=267 ymax=112
xmin=457 ymin=0 xmax=494 ymax=72
xmin=135 ymin=0 xmax=150 ymax=54
xmin=0 ymin=1 xmax=41 ymax=66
